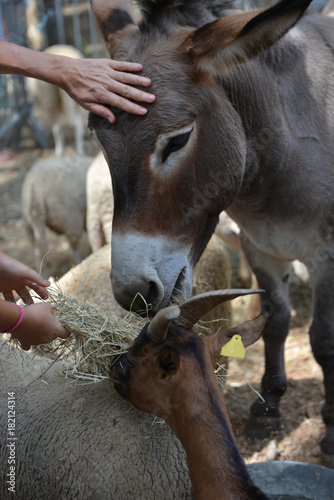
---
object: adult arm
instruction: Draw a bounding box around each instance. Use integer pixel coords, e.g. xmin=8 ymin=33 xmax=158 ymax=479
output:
xmin=0 ymin=41 xmax=156 ymax=123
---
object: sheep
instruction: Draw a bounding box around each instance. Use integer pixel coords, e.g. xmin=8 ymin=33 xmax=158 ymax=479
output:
xmin=0 ymin=341 xmax=193 ymax=499
xmin=111 ymin=289 xmax=269 ymax=500
xmin=56 ymin=243 xmax=125 ymax=317
xmin=21 ymin=154 xmax=93 ymax=276
xmin=86 ymin=153 xmax=113 ymax=252
xmin=25 ymin=45 xmax=87 ymax=156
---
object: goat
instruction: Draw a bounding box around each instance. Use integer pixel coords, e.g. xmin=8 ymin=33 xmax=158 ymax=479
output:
xmin=111 ymin=289 xmax=268 ymax=500
xmin=88 ymin=0 xmax=334 ymax=464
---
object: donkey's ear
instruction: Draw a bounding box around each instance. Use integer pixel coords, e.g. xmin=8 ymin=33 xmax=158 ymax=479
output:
xmin=182 ymin=0 xmax=311 ymax=74
xmin=210 ymin=313 xmax=268 ymax=362
xmin=90 ymin=0 xmax=140 ymax=54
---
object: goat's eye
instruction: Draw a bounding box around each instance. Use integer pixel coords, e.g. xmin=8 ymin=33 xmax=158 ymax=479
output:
xmin=162 ymin=130 xmax=192 ymax=163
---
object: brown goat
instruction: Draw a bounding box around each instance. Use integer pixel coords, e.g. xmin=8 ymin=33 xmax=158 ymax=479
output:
xmin=111 ymin=289 xmax=269 ymax=500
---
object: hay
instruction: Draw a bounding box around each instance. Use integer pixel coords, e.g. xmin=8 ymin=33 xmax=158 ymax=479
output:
xmin=9 ymin=285 xmax=228 ymax=385
xmin=12 ymin=286 xmax=147 ymax=382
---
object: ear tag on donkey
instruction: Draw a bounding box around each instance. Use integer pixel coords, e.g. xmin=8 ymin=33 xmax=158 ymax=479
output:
xmin=220 ymin=335 xmax=246 ymax=359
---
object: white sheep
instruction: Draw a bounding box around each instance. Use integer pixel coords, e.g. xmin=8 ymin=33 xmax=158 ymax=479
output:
xmin=86 ymin=153 xmax=114 ymax=252
xmin=21 ymin=155 xmax=93 ymax=275
xmin=0 ymin=341 xmax=193 ymax=499
xmin=26 ymin=45 xmax=87 ymax=156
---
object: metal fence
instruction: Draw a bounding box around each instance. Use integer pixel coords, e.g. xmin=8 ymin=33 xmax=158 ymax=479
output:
xmin=0 ymin=0 xmax=104 ymax=150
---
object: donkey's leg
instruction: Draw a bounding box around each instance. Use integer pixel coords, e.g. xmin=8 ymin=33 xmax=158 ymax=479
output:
xmin=308 ymin=265 xmax=334 ymax=465
xmin=240 ymin=234 xmax=291 ymax=438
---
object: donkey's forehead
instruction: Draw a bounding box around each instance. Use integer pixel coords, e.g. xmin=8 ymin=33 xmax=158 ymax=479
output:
xmin=89 ymin=73 xmax=203 ymax=146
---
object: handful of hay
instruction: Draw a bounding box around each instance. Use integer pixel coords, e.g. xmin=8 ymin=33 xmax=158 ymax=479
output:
xmin=14 ymin=287 xmax=147 ymax=382
xmin=10 ymin=286 xmax=229 ymax=385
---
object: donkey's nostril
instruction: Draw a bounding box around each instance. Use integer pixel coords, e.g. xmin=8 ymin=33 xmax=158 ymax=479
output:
xmin=147 ymin=280 xmax=160 ymax=308
xmin=111 ymin=272 xmax=165 ymax=313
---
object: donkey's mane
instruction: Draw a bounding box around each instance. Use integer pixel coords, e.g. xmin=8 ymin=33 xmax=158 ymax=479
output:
xmin=136 ymin=0 xmax=235 ymax=25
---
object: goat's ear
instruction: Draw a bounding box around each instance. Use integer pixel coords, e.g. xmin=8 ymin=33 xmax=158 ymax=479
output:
xmin=182 ymin=0 xmax=311 ymax=74
xmin=155 ymin=347 xmax=180 ymax=381
xmin=90 ymin=0 xmax=140 ymax=55
xmin=211 ymin=313 xmax=268 ymax=362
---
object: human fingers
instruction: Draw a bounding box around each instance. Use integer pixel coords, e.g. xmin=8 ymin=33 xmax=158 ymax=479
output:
xmin=20 ymin=340 xmax=31 ymax=351
xmin=46 ymin=304 xmax=70 ymax=340
xmin=3 ymin=291 xmax=15 ymax=302
xmin=88 ymin=99 xmax=148 ymax=122
xmin=57 ymin=324 xmax=70 ymax=340
xmin=88 ymin=103 xmax=117 ymax=122
xmin=23 ymin=270 xmax=50 ymax=288
xmin=110 ymin=69 xmax=153 ymax=91
xmin=25 ymin=281 xmax=50 ymax=300
xmin=106 ymin=60 xmax=144 ymax=73
xmin=106 ymin=72 xmax=156 ymax=103
xmin=14 ymin=285 xmax=35 ymax=305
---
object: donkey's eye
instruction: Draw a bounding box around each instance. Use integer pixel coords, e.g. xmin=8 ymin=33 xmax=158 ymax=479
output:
xmin=162 ymin=130 xmax=192 ymax=163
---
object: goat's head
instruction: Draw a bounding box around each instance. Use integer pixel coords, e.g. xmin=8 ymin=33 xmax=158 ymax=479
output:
xmin=111 ymin=289 xmax=267 ymax=424
xmin=89 ymin=0 xmax=311 ymax=312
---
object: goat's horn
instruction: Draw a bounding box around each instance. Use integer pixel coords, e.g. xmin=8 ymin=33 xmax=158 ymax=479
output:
xmin=147 ymin=305 xmax=181 ymax=344
xmin=177 ymin=289 xmax=264 ymax=329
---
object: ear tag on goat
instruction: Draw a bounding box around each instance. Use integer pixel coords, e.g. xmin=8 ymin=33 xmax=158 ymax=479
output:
xmin=220 ymin=335 xmax=246 ymax=359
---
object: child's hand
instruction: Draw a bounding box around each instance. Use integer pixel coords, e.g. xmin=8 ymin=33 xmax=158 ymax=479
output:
xmin=0 ymin=252 xmax=50 ymax=304
xmin=11 ymin=303 xmax=69 ymax=351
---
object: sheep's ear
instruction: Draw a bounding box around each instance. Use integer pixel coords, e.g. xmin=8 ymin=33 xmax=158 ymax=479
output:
xmin=90 ymin=0 xmax=141 ymax=55
xmin=155 ymin=347 xmax=180 ymax=381
xmin=181 ymin=0 xmax=311 ymax=74
xmin=210 ymin=313 xmax=268 ymax=362
xmin=178 ymin=289 xmax=264 ymax=329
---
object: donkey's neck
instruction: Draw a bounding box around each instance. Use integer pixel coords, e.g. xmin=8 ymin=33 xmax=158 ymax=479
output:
xmin=166 ymin=374 xmax=267 ymax=500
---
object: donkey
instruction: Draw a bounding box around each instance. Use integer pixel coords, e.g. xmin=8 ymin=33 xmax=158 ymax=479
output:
xmin=89 ymin=0 xmax=334 ymax=465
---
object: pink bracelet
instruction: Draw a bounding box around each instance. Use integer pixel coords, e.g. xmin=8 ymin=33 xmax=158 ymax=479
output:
xmin=1 ymin=304 xmax=24 ymax=334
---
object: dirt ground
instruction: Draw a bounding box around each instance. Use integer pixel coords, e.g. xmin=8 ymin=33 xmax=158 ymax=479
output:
xmin=0 ymin=145 xmax=326 ymax=468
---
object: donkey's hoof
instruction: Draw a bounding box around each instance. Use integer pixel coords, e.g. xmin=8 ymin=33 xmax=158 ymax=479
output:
xmin=245 ymin=414 xmax=280 ymax=439
xmin=321 ymin=452 xmax=334 ymax=469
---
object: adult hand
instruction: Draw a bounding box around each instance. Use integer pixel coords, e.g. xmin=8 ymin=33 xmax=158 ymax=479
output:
xmin=59 ymin=57 xmax=156 ymax=123
xmin=0 ymin=41 xmax=156 ymax=123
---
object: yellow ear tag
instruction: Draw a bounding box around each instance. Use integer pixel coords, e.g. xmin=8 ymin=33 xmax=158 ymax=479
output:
xmin=220 ymin=335 xmax=246 ymax=359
